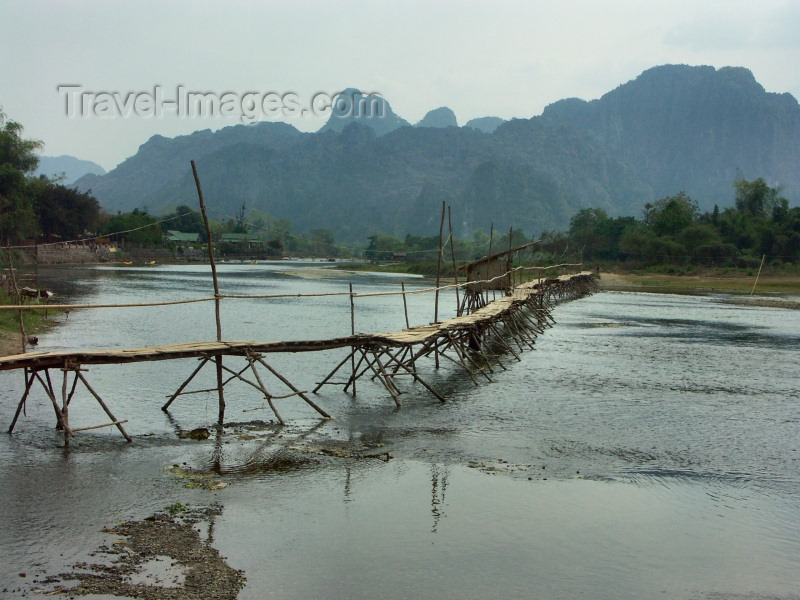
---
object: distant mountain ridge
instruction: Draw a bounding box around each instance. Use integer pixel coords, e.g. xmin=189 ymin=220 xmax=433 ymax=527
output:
xmin=416 ymin=107 xmax=458 ymax=128
xmin=35 ymin=155 xmax=106 ymax=184
xmin=76 ymin=65 xmax=800 ymax=242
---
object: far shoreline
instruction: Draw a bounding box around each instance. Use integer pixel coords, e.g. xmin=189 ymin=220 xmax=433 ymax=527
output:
xmin=3 ymin=264 xmax=798 ymax=358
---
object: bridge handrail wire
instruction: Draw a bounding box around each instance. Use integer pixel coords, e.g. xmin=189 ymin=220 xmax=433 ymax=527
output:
xmin=0 ymin=263 xmax=583 ymax=311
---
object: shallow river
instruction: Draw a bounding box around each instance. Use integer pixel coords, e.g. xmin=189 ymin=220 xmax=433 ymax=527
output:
xmin=1 ymin=263 xmax=799 ymax=599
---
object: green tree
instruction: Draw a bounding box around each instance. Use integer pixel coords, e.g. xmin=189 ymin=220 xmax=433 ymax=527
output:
xmin=365 ymin=234 xmax=403 ymax=260
xmin=233 ymin=202 xmax=249 ymax=234
xmin=643 ymin=192 xmax=697 ymax=237
xmin=677 ymin=223 xmax=720 ymax=259
xmin=308 ymin=228 xmax=336 ymax=256
xmin=0 ymin=110 xmax=42 ymax=244
xmin=734 ymin=177 xmax=782 ymax=218
xmin=569 ymin=208 xmax=608 ymax=257
xmin=568 ymin=209 xmax=636 ymax=261
xmin=267 ymin=218 xmax=293 ymax=249
xmin=162 ymin=204 xmax=206 ymax=240
xmin=36 ymin=180 xmax=101 ymax=241
xmin=101 ymin=209 xmax=162 ymax=246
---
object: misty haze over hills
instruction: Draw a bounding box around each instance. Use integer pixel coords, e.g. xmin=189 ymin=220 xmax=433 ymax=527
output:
xmin=75 ymin=65 xmax=800 ymax=241
xmin=35 ymin=155 xmax=106 ymax=185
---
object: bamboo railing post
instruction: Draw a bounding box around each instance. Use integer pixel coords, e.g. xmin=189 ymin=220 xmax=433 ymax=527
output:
xmin=507 ymin=227 xmax=514 ymax=292
xmin=401 ymin=282 xmax=410 ymax=329
xmin=191 ymin=160 xmax=225 ymax=421
xmin=488 ymin=223 xmax=494 ymax=304
xmin=349 ymin=282 xmax=356 ymax=396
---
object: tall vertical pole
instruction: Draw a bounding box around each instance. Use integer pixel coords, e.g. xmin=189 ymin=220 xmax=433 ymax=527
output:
xmin=349 ymin=282 xmax=356 ymax=395
xmin=434 ymin=201 xmax=446 ymax=369
xmin=448 ymin=206 xmax=460 ymax=314
xmin=5 ymin=248 xmax=27 ymax=354
xmin=5 ymin=249 xmax=31 ymax=427
xmin=434 ymin=201 xmax=446 ymax=324
xmin=751 ymin=254 xmax=766 ymax=296
xmin=401 ymin=282 xmax=410 ymax=329
xmin=191 ymin=160 xmax=225 ymax=420
xmin=487 ymin=223 xmax=494 ymax=304
xmin=508 ymin=227 xmax=514 ymax=291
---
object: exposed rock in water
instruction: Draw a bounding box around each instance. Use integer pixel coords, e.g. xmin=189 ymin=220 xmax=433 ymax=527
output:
xmin=178 ymin=428 xmax=211 ymax=440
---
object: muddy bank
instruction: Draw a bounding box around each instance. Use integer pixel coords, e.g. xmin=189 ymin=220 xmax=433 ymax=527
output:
xmin=0 ymin=332 xmax=24 ymax=357
xmin=34 ymin=505 xmax=245 ymax=600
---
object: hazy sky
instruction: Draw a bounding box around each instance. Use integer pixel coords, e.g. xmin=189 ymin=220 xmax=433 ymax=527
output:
xmin=2 ymin=0 xmax=799 ymax=171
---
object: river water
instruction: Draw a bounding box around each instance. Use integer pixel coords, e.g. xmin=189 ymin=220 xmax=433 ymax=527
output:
xmin=1 ymin=262 xmax=798 ymax=599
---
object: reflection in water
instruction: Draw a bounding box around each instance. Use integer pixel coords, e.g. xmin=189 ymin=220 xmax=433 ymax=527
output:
xmin=429 ymin=463 xmax=449 ymax=533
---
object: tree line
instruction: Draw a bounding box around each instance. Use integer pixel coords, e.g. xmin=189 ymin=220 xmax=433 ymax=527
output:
xmin=0 ymin=111 xmax=336 ymax=256
xmin=558 ymin=179 xmax=800 ymax=269
xmin=3 ymin=109 xmax=798 ymax=267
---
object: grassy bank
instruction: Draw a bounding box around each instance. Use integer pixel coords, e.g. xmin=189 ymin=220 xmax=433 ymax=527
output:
xmin=337 ymin=260 xmax=578 ymax=280
xmin=0 ymin=291 xmax=60 ymax=356
xmin=598 ymin=268 xmax=800 ymax=295
xmin=336 ymin=261 xmax=454 ymax=278
xmin=339 ymin=261 xmax=800 ymax=304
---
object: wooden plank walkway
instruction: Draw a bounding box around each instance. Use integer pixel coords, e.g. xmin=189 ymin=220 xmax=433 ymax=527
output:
xmin=2 ymin=272 xmax=598 ymax=444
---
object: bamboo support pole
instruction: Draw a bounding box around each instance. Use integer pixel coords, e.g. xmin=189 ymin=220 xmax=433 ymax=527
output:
xmin=369 ymin=350 xmax=401 ymax=407
xmin=163 ymin=357 xmax=210 ymax=410
xmin=313 ymin=350 xmax=355 ymax=392
xmin=75 ymin=371 xmax=132 ymax=442
xmin=253 ymin=355 xmax=332 ymax=419
xmin=245 ymin=352 xmax=284 ymax=425
xmin=69 ymin=419 xmax=129 ymax=433
xmin=34 ymin=370 xmax=67 ymax=431
xmin=62 ymin=367 xmax=71 ymax=446
xmin=443 ymin=333 xmax=479 ymax=385
xmin=487 ymin=322 xmax=521 ymax=360
xmin=344 ymin=350 xmax=371 ymax=393
xmin=377 ymin=344 xmax=446 ymax=402
xmin=345 ymin=348 xmax=400 ymax=408
xmin=64 ymin=370 xmax=80 ymax=407
xmin=459 ymin=340 xmax=494 ymax=382
xmin=191 ymin=160 xmax=225 ymax=420
xmin=217 ymin=362 xmax=260 ymax=390
xmin=387 ymin=345 xmax=414 ymax=376
xmin=8 ymin=369 xmax=35 ymax=433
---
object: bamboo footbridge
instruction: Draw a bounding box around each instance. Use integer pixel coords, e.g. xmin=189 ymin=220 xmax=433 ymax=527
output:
xmin=1 ymin=272 xmax=597 ymax=445
xmin=1 ymin=165 xmax=599 ymax=445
